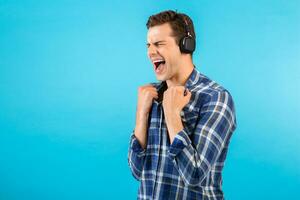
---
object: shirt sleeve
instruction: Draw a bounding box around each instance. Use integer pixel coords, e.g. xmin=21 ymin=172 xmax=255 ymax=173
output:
xmin=127 ymin=131 xmax=146 ymax=181
xmin=167 ymin=90 xmax=237 ymax=187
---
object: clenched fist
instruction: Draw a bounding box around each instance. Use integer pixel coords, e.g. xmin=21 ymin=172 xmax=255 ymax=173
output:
xmin=162 ymin=86 xmax=191 ymax=116
xmin=136 ymin=85 xmax=158 ymax=117
xmin=162 ymin=86 xmax=191 ymax=143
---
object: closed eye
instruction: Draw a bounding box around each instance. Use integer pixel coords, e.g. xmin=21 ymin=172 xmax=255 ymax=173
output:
xmin=155 ymin=42 xmax=165 ymax=47
xmin=146 ymin=41 xmax=166 ymax=48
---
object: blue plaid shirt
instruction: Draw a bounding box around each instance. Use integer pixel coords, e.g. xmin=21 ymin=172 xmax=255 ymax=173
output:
xmin=128 ymin=68 xmax=237 ymax=200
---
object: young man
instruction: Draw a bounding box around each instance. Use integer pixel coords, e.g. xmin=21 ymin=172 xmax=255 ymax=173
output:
xmin=128 ymin=10 xmax=237 ymax=200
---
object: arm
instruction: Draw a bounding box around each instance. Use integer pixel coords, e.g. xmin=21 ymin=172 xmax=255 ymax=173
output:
xmin=127 ymin=85 xmax=158 ymax=181
xmin=127 ymin=113 xmax=149 ymax=181
xmin=128 ymin=131 xmax=147 ymax=181
xmin=167 ymin=91 xmax=237 ymax=186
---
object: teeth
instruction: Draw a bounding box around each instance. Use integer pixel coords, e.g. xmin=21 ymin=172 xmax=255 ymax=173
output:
xmin=152 ymin=58 xmax=166 ymax=70
xmin=153 ymin=59 xmax=165 ymax=63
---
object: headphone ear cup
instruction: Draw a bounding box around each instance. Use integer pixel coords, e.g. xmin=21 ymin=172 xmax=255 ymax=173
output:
xmin=180 ymin=36 xmax=195 ymax=54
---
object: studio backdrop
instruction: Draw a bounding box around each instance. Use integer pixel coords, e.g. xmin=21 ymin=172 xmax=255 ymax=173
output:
xmin=0 ymin=1 xmax=299 ymax=199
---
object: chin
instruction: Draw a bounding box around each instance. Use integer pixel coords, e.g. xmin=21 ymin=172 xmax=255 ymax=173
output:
xmin=155 ymin=75 xmax=167 ymax=82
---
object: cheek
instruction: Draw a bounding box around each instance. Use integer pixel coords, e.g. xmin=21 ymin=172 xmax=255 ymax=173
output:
xmin=166 ymin=53 xmax=178 ymax=66
xmin=168 ymin=46 xmax=181 ymax=58
xmin=157 ymin=48 xmax=166 ymax=56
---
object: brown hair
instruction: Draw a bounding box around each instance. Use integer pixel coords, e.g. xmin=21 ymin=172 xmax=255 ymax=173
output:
xmin=146 ymin=10 xmax=196 ymax=49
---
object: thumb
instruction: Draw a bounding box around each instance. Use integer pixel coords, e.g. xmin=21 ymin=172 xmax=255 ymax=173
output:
xmin=184 ymin=89 xmax=192 ymax=102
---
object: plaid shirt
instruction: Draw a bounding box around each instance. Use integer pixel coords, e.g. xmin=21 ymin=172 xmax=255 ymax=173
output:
xmin=128 ymin=68 xmax=237 ymax=200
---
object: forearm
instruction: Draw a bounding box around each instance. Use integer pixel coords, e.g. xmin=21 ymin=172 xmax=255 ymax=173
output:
xmin=165 ymin=112 xmax=184 ymax=144
xmin=165 ymin=90 xmax=236 ymax=187
xmin=128 ymin=133 xmax=146 ymax=181
xmin=168 ymin=130 xmax=216 ymax=186
xmin=134 ymin=112 xmax=149 ymax=149
xmin=129 ymin=111 xmax=150 ymax=180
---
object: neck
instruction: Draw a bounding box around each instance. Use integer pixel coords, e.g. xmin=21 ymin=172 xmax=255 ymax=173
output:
xmin=166 ymin=58 xmax=194 ymax=88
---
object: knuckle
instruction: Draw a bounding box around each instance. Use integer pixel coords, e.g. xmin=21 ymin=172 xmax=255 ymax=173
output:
xmin=178 ymin=86 xmax=184 ymax=90
xmin=138 ymin=86 xmax=144 ymax=91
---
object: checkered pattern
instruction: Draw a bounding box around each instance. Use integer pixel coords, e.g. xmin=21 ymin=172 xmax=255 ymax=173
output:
xmin=128 ymin=68 xmax=236 ymax=200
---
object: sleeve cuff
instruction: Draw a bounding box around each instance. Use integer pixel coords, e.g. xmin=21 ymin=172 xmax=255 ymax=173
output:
xmin=130 ymin=133 xmax=146 ymax=156
xmin=168 ymin=128 xmax=192 ymax=158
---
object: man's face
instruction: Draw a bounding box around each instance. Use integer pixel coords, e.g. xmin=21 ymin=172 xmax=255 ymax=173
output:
xmin=147 ymin=23 xmax=182 ymax=81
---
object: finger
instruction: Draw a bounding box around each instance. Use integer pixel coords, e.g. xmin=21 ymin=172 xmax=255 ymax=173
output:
xmin=149 ymin=88 xmax=158 ymax=94
xmin=149 ymin=91 xmax=158 ymax=99
xmin=184 ymin=90 xmax=192 ymax=101
xmin=144 ymin=84 xmax=154 ymax=87
xmin=139 ymin=86 xmax=157 ymax=94
xmin=145 ymin=86 xmax=158 ymax=93
xmin=139 ymin=84 xmax=156 ymax=91
xmin=153 ymin=94 xmax=159 ymax=100
xmin=177 ymin=86 xmax=186 ymax=95
xmin=184 ymin=88 xmax=188 ymax=96
xmin=148 ymin=87 xmax=158 ymax=93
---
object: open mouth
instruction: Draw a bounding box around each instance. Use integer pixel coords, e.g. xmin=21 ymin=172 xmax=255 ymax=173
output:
xmin=153 ymin=59 xmax=166 ymax=72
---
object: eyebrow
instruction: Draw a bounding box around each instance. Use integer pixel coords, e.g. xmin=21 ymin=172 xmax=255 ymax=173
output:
xmin=146 ymin=40 xmax=167 ymax=46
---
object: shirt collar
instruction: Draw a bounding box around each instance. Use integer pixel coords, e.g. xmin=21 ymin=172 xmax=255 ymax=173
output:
xmin=184 ymin=67 xmax=200 ymax=89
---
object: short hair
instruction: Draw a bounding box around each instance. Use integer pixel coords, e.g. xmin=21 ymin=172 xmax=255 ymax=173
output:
xmin=146 ymin=10 xmax=196 ymax=53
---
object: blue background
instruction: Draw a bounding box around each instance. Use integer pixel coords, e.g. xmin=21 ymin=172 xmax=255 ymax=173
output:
xmin=0 ymin=0 xmax=299 ymax=199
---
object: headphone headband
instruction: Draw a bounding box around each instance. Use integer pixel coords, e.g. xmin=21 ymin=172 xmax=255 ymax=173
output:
xmin=174 ymin=12 xmax=192 ymax=37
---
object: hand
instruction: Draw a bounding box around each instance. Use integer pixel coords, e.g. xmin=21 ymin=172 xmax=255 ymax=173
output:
xmin=162 ymin=86 xmax=191 ymax=117
xmin=136 ymin=85 xmax=158 ymax=118
xmin=162 ymin=86 xmax=191 ymax=143
xmin=134 ymin=84 xmax=158 ymax=149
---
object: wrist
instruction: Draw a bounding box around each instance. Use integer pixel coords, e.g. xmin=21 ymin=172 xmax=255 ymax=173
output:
xmin=165 ymin=113 xmax=184 ymax=143
xmin=136 ymin=109 xmax=149 ymax=120
xmin=165 ymin=112 xmax=181 ymax=125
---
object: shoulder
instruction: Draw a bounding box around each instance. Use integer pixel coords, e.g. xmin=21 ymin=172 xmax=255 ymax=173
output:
xmin=189 ymin=74 xmax=237 ymax=131
xmin=190 ymin=72 xmax=235 ymax=110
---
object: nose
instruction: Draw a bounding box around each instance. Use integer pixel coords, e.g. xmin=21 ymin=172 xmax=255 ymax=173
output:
xmin=147 ymin=44 xmax=158 ymax=58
